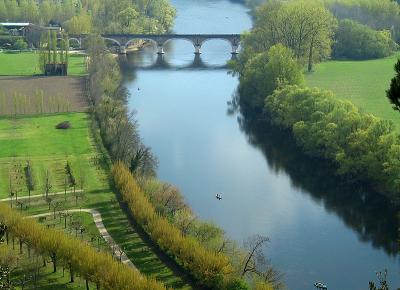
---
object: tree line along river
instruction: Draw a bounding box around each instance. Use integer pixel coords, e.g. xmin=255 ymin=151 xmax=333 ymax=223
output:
xmin=122 ymin=0 xmax=400 ymax=289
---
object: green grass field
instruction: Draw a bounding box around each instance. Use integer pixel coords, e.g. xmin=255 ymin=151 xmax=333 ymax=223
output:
xmin=0 ymin=52 xmax=87 ymax=76
xmin=306 ymin=54 xmax=400 ymax=129
xmin=0 ymin=112 xmax=192 ymax=289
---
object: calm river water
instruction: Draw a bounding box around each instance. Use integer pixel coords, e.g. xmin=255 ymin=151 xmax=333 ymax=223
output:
xmin=123 ymin=0 xmax=400 ymax=289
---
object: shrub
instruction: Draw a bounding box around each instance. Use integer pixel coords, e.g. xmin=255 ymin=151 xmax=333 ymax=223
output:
xmin=333 ymin=19 xmax=397 ymax=60
xmin=56 ymin=121 xmax=71 ymax=129
xmin=12 ymin=38 xmax=28 ymax=51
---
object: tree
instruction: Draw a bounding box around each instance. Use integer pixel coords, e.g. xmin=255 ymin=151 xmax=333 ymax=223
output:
xmin=334 ymin=19 xmax=397 ymax=60
xmin=43 ymin=169 xmax=52 ymax=199
xmin=241 ymin=0 xmax=337 ymax=72
xmin=386 ymin=59 xmax=400 ymax=112
xmin=12 ymin=39 xmax=27 ymax=50
xmin=369 ymin=269 xmax=400 ymax=290
xmin=241 ymin=235 xmax=269 ymax=278
xmin=236 ymin=44 xmax=304 ymax=110
xmin=117 ymin=7 xmax=139 ymax=29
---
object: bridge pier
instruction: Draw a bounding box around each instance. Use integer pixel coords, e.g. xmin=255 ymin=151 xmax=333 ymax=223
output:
xmin=194 ymin=45 xmax=202 ymax=55
xmin=231 ymin=44 xmax=239 ymax=55
xmin=157 ymin=44 xmax=165 ymax=54
xmin=119 ymin=45 xmax=127 ymax=54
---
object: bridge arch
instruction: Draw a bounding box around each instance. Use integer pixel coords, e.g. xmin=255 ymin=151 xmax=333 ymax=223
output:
xmin=162 ymin=37 xmax=200 ymax=53
xmin=103 ymin=38 xmax=122 ymax=47
xmin=201 ymin=38 xmax=240 ymax=54
xmin=125 ymin=38 xmax=158 ymax=48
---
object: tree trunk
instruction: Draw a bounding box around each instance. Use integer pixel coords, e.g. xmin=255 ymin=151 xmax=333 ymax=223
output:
xmin=69 ymin=264 xmax=74 ymax=283
xmin=308 ymin=38 xmax=315 ymax=72
xmin=19 ymin=239 xmax=23 ymax=254
xmin=52 ymin=253 xmax=57 ymax=273
xmin=86 ymin=280 xmax=90 ymax=290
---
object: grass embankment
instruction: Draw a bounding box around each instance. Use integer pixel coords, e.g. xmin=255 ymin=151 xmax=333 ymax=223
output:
xmin=0 ymin=52 xmax=87 ymax=76
xmin=306 ymin=54 xmax=400 ymax=129
xmin=0 ymin=112 xmax=191 ymax=289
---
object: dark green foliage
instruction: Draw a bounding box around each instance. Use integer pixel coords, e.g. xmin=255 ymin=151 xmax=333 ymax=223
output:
xmin=333 ymin=19 xmax=397 ymax=60
xmin=65 ymin=161 xmax=76 ymax=187
xmin=55 ymin=121 xmax=71 ymax=130
xmin=24 ymin=162 xmax=34 ymax=191
xmin=0 ymin=36 xmax=24 ymax=49
xmin=387 ymin=59 xmax=400 ymax=111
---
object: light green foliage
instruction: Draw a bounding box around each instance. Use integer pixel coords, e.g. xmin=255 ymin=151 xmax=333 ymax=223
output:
xmin=323 ymin=0 xmax=400 ymax=41
xmin=242 ymin=0 xmax=337 ymax=72
xmin=0 ymin=0 xmax=175 ymax=34
xmin=11 ymin=38 xmax=27 ymax=50
xmin=0 ymin=52 xmax=86 ymax=76
xmin=0 ymin=204 xmax=167 ymax=290
xmin=265 ymin=85 xmax=400 ymax=199
xmin=234 ymin=44 xmax=304 ymax=110
xmin=0 ymin=113 xmax=191 ymax=288
xmin=306 ymin=54 xmax=400 ymax=128
xmin=334 ymin=19 xmax=397 ymax=60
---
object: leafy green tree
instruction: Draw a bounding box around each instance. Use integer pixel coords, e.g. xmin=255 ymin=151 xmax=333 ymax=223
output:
xmin=334 ymin=19 xmax=397 ymax=59
xmin=236 ymin=44 xmax=304 ymax=110
xmin=242 ymin=0 xmax=337 ymax=72
xmin=117 ymin=7 xmax=139 ymax=29
xmin=387 ymin=59 xmax=400 ymax=112
xmin=12 ymin=39 xmax=27 ymax=50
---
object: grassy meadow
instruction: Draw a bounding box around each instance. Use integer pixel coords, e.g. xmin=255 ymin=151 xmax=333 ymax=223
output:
xmin=0 ymin=112 xmax=192 ymax=289
xmin=306 ymin=54 xmax=400 ymax=129
xmin=0 ymin=52 xmax=87 ymax=76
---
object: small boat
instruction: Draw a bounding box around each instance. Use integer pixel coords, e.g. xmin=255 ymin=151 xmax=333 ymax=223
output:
xmin=215 ymin=193 xmax=222 ymax=200
xmin=314 ymin=282 xmax=327 ymax=289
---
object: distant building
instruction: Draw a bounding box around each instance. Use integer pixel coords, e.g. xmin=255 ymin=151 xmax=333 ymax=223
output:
xmin=0 ymin=22 xmax=31 ymax=36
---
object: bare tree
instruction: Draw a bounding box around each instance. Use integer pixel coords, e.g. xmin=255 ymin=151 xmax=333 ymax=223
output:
xmin=44 ymin=169 xmax=53 ymax=199
xmin=242 ymin=235 xmax=283 ymax=289
xmin=241 ymin=235 xmax=270 ymax=278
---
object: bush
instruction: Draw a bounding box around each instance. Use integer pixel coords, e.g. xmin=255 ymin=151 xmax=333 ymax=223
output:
xmin=12 ymin=38 xmax=28 ymax=50
xmin=0 ymin=35 xmax=24 ymax=48
xmin=55 ymin=121 xmax=71 ymax=129
xmin=333 ymin=19 xmax=397 ymax=60
xmin=235 ymin=44 xmax=303 ymax=111
xmin=265 ymin=85 xmax=400 ymax=199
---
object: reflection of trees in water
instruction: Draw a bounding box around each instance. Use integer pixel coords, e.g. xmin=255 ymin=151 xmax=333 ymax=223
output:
xmin=119 ymin=52 xmax=232 ymax=71
xmin=237 ymin=111 xmax=400 ymax=257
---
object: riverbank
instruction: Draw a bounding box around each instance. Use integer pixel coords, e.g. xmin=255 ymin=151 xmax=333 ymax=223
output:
xmin=306 ymin=54 xmax=400 ymax=130
xmin=125 ymin=0 xmax=400 ymax=288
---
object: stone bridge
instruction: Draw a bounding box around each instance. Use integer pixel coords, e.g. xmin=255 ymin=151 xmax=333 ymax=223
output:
xmin=69 ymin=34 xmax=241 ymax=54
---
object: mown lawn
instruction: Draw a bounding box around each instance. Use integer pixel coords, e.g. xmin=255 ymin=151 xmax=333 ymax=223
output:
xmin=306 ymin=54 xmax=400 ymax=129
xmin=0 ymin=51 xmax=87 ymax=76
xmin=0 ymin=112 xmax=192 ymax=289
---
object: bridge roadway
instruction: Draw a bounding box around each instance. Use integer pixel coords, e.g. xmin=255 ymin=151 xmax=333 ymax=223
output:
xmin=68 ymin=33 xmax=241 ymax=55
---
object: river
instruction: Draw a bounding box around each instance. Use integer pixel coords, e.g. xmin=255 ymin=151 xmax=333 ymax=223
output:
xmin=123 ymin=0 xmax=400 ymax=289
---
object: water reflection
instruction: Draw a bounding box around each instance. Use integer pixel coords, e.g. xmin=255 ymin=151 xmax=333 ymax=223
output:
xmin=120 ymin=53 xmax=234 ymax=70
xmin=238 ymin=113 xmax=400 ymax=257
